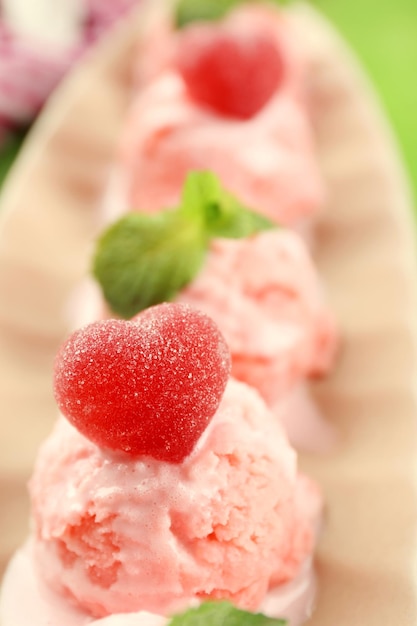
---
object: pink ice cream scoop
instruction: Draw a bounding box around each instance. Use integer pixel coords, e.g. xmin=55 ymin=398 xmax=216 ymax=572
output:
xmin=178 ymin=229 xmax=337 ymax=450
xmin=30 ymin=381 xmax=318 ymax=618
xmin=178 ymin=229 xmax=337 ymax=395
xmin=116 ymin=3 xmax=323 ymax=229
xmin=0 ymin=304 xmax=321 ymax=626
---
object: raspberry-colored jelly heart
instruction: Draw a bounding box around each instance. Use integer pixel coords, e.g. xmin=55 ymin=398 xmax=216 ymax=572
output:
xmin=54 ymin=303 xmax=231 ymax=463
xmin=177 ymin=23 xmax=284 ymax=119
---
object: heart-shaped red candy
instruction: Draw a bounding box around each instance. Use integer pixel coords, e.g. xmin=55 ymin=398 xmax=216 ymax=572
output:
xmin=177 ymin=22 xmax=284 ymax=119
xmin=54 ymin=303 xmax=231 ymax=463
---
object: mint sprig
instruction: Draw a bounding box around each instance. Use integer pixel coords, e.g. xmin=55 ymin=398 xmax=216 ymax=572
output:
xmin=93 ymin=210 xmax=206 ymax=319
xmin=175 ymin=0 xmax=291 ymax=28
xmin=181 ymin=171 xmax=274 ymax=239
xmin=175 ymin=0 xmax=239 ymax=27
xmin=169 ymin=601 xmax=286 ymax=626
xmin=92 ymin=171 xmax=274 ymax=319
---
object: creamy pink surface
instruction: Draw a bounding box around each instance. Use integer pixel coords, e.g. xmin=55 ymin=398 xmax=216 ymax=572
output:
xmin=178 ymin=230 xmax=337 ymax=397
xmin=22 ymin=378 xmax=320 ymax=621
xmin=0 ymin=541 xmax=316 ymax=626
xmin=178 ymin=230 xmax=337 ymax=449
xmin=118 ymin=4 xmax=323 ymax=227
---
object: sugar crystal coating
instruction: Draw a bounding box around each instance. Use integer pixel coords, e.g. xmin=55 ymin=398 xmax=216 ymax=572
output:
xmin=176 ymin=22 xmax=284 ymax=119
xmin=53 ymin=303 xmax=231 ymax=462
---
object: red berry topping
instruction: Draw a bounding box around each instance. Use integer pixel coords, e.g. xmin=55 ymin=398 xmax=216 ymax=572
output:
xmin=176 ymin=23 xmax=284 ymax=119
xmin=54 ymin=303 xmax=231 ymax=463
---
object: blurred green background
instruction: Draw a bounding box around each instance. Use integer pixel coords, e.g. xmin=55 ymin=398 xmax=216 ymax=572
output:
xmin=1 ymin=0 xmax=416 ymax=205
xmin=313 ymin=0 xmax=417 ymax=206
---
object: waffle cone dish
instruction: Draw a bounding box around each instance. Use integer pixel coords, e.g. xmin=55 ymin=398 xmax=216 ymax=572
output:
xmin=0 ymin=1 xmax=417 ymax=625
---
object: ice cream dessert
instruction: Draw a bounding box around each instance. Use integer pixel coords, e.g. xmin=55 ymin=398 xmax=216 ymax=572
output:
xmin=86 ymin=171 xmax=337 ymax=450
xmin=101 ymin=0 xmax=323 ymax=231
xmin=0 ymin=303 xmax=322 ymax=625
xmin=65 ymin=0 xmax=338 ymax=449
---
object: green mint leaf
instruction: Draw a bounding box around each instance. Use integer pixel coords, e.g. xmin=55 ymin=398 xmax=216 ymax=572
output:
xmin=175 ymin=0 xmax=239 ymax=27
xmin=175 ymin=0 xmax=291 ymax=28
xmin=92 ymin=210 xmax=206 ymax=319
xmin=0 ymin=127 xmax=28 ymax=187
xmin=169 ymin=601 xmax=286 ymax=626
xmin=92 ymin=172 xmax=275 ymax=318
xmin=181 ymin=170 xmax=274 ymax=239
